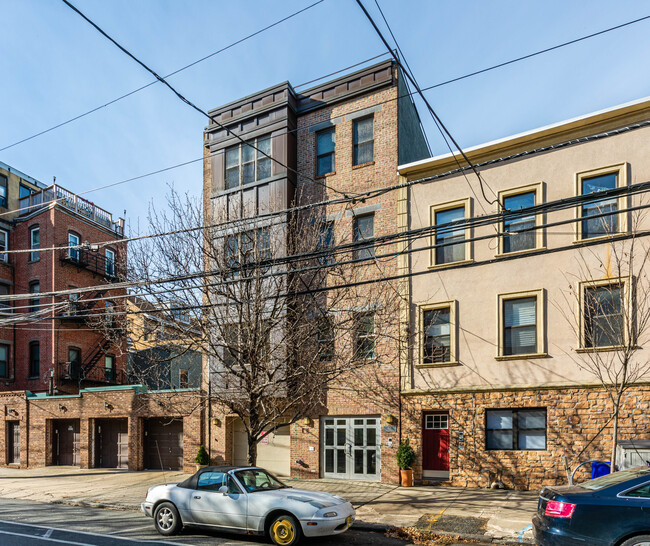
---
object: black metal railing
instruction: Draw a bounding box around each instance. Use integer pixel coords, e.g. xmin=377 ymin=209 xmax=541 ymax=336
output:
xmin=60 ymin=247 xmax=120 ymax=280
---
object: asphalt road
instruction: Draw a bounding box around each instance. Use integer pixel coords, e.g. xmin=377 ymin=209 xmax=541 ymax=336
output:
xmin=0 ymin=499 xmax=406 ymax=545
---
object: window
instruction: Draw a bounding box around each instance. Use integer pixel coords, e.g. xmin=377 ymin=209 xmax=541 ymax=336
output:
xmin=69 ymin=347 xmax=81 ymax=380
xmin=0 ymin=344 xmax=9 ymax=378
xmin=197 ymin=471 xmax=240 ymax=493
xmin=68 ymin=290 xmax=80 ymax=316
xmin=424 ymin=414 xmax=448 ymax=430
xmin=623 ymin=482 xmax=650 ymax=498
xmin=353 ymin=214 xmax=374 ymax=260
xmin=353 ymin=117 xmax=374 ymax=165
xmin=583 ymin=282 xmax=625 ymax=348
xmin=179 ymin=368 xmax=189 ymax=389
xmin=0 ymin=284 xmax=11 ymax=314
xmin=0 ymin=175 xmax=7 ymax=208
xmin=0 ymin=229 xmax=9 ymax=262
xmin=225 ymin=229 xmax=271 ymax=275
xmin=486 ymin=408 xmax=546 ymax=450
xmin=498 ymin=292 xmax=543 ymax=357
xmin=317 ymin=315 xmax=334 ymax=362
xmin=29 ymin=281 xmax=39 ymax=314
xmin=29 ymin=226 xmax=39 ymax=261
xmin=354 ymin=312 xmax=375 ymax=360
xmin=68 ymin=232 xmax=80 ymax=262
xmin=422 ymin=306 xmax=452 ymax=364
xmin=577 ymin=166 xmax=626 ymax=240
xmin=501 ymin=189 xmax=538 ymax=254
xmin=29 ymin=342 xmax=39 ymax=378
xmin=432 ymin=202 xmax=469 ymax=265
xmin=224 ymin=136 xmax=272 ymax=190
xmin=105 ymin=301 xmax=116 ymax=327
xmin=105 ymin=355 xmax=115 ymax=382
xmin=317 ymin=221 xmax=334 ymax=265
xmin=105 ymin=248 xmax=116 ymax=277
xmin=19 ymin=184 xmax=33 ymax=200
xmin=316 ymin=128 xmax=335 ymax=176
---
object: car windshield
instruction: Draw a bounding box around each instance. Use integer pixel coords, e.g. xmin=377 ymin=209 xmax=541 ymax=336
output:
xmin=581 ymin=467 xmax=650 ymax=490
xmin=235 ymin=469 xmax=286 ymax=493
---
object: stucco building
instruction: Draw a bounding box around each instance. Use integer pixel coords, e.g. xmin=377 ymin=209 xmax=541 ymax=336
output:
xmin=398 ymin=98 xmax=650 ymax=489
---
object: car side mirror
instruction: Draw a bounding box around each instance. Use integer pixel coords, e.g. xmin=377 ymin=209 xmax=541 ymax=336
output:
xmin=218 ymin=485 xmax=229 ymax=495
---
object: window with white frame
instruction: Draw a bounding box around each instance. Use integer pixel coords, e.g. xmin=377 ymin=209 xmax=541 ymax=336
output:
xmin=0 ymin=284 xmax=11 ymax=314
xmin=68 ymin=232 xmax=80 ymax=262
xmin=583 ymin=282 xmax=625 ymax=348
xmin=0 ymin=343 xmax=8 ymax=378
xmin=105 ymin=355 xmax=115 ymax=382
xmin=503 ymin=297 xmax=536 ymax=355
xmin=0 ymin=229 xmax=9 ymax=262
xmin=29 ymin=226 xmax=39 ymax=261
xmin=105 ymin=248 xmax=116 ymax=277
xmin=486 ymin=408 xmax=546 ymax=450
xmin=424 ymin=414 xmax=448 ymax=430
xmin=225 ymin=136 xmax=272 ymax=190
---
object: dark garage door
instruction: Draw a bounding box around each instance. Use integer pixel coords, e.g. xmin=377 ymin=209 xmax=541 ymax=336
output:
xmin=7 ymin=422 xmax=20 ymax=465
xmin=95 ymin=419 xmax=128 ymax=469
xmin=144 ymin=418 xmax=183 ymax=470
xmin=53 ymin=420 xmax=80 ymax=466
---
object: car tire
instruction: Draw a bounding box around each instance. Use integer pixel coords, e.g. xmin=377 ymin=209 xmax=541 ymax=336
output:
xmin=621 ymin=536 xmax=650 ymax=546
xmin=268 ymin=514 xmax=302 ymax=546
xmin=153 ymin=502 xmax=182 ymax=536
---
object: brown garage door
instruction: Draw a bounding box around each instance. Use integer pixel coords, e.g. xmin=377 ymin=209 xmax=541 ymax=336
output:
xmin=144 ymin=418 xmax=183 ymax=470
xmin=53 ymin=420 xmax=80 ymax=466
xmin=95 ymin=419 xmax=128 ymax=469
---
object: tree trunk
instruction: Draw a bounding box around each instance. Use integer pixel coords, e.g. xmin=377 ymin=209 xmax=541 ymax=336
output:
xmin=610 ymin=394 xmax=622 ymax=471
xmin=247 ymin=435 xmax=258 ymax=466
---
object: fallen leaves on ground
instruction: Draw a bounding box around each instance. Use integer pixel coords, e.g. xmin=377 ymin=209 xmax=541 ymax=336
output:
xmin=387 ymin=527 xmax=479 ymax=544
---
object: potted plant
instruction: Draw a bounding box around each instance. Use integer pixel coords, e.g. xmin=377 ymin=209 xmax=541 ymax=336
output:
xmin=194 ymin=445 xmax=209 ymax=470
xmin=396 ymin=438 xmax=416 ymax=486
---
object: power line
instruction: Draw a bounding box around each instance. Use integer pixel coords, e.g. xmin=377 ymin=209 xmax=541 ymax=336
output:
xmin=355 ymin=0 xmax=501 ymax=210
xmin=0 ymin=0 xmax=325 ymax=153
xmin=61 ymin=0 xmax=351 ymax=198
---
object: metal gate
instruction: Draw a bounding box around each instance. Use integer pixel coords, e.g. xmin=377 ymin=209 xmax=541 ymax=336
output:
xmin=144 ymin=418 xmax=183 ymax=470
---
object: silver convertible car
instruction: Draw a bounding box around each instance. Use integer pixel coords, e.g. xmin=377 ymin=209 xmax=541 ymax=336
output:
xmin=141 ymin=465 xmax=355 ymax=545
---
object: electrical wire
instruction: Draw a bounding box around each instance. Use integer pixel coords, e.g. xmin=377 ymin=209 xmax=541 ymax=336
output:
xmin=0 ymin=0 xmax=325 ymax=153
xmin=61 ymin=0 xmax=352 ymax=198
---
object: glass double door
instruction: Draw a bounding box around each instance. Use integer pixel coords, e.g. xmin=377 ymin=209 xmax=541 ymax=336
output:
xmin=322 ymin=416 xmax=380 ymax=481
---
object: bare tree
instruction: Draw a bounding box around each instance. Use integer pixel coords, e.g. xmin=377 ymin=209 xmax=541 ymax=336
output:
xmin=557 ymin=209 xmax=650 ymax=470
xmin=128 ymin=188 xmax=401 ymax=465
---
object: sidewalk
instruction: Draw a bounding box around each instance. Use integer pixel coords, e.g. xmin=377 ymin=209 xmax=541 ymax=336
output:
xmin=0 ymin=467 xmax=537 ymax=543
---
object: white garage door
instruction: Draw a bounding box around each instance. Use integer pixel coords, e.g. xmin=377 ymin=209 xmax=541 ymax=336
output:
xmin=232 ymin=419 xmax=290 ymax=478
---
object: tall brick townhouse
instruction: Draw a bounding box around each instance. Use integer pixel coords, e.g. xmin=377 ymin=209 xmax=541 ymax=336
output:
xmin=398 ymin=98 xmax=650 ymax=490
xmin=203 ymin=60 xmax=428 ymax=483
xmin=0 ymin=163 xmax=203 ymax=473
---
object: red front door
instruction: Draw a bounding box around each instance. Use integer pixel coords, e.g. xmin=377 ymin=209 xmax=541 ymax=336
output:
xmin=422 ymin=412 xmax=449 ymax=472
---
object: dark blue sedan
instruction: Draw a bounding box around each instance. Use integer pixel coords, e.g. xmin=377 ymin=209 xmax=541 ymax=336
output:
xmin=533 ymin=467 xmax=650 ymax=545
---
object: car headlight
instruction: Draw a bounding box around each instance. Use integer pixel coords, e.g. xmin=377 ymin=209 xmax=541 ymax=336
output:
xmin=323 ymin=512 xmax=338 ymax=518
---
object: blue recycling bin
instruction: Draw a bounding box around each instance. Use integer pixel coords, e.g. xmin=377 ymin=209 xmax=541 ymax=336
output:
xmin=591 ymin=461 xmax=611 ymax=479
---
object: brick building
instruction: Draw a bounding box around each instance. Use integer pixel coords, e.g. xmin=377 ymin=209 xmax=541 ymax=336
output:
xmin=398 ymin=97 xmax=650 ymax=489
xmin=0 ymin=163 xmax=203 ymax=473
xmin=0 ymin=163 xmax=127 ymax=394
xmin=203 ymin=60 xmax=428 ymax=483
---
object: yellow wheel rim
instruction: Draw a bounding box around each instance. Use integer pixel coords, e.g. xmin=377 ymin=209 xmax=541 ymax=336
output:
xmin=271 ymin=518 xmax=295 ymax=545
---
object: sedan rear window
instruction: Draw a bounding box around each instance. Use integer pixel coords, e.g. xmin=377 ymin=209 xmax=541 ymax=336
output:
xmin=581 ymin=468 xmax=650 ymax=490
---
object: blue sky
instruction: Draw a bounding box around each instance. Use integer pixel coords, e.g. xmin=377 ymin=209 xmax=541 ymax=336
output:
xmin=1 ymin=0 xmax=649 ymax=231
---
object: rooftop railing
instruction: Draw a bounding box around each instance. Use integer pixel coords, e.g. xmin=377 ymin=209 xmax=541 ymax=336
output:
xmin=19 ymin=184 xmax=124 ymax=236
